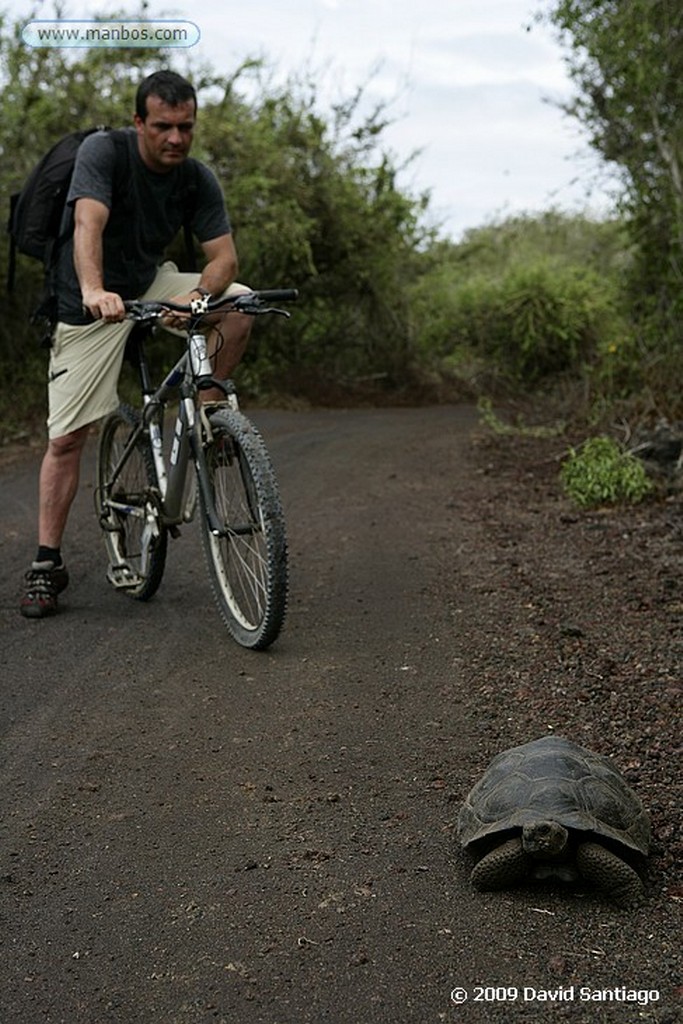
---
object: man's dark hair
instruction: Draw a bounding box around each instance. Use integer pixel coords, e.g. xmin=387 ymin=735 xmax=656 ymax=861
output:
xmin=136 ymin=70 xmax=197 ymax=120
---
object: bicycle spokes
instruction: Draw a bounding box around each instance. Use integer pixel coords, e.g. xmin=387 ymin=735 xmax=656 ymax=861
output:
xmin=198 ymin=410 xmax=287 ymax=649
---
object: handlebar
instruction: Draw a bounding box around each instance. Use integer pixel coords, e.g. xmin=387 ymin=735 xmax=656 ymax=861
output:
xmin=124 ymin=288 xmax=299 ymax=322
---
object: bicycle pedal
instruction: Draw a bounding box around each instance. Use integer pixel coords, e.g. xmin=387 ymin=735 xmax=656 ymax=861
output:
xmin=106 ymin=564 xmax=143 ymax=589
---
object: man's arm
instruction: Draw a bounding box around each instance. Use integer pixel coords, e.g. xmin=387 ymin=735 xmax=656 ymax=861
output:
xmin=73 ymin=197 xmax=125 ymax=321
xmin=179 ymin=233 xmax=238 ymax=301
xmin=163 ymin=233 xmax=241 ymax=328
xmin=197 ymin=233 xmax=239 ymax=294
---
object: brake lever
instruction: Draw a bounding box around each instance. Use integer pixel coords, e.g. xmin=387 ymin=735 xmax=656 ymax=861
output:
xmin=125 ymin=300 xmax=166 ymax=320
xmin=236 ymin=302 xmax=291 ymax=318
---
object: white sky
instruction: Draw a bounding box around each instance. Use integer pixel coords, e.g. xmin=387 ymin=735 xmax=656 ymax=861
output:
xmin=7 ymin=0 xmax=620 ymax=239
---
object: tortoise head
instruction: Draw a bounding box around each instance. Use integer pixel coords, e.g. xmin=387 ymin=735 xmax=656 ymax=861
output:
xmin=522 ymin=821 xmax=569 ymax=858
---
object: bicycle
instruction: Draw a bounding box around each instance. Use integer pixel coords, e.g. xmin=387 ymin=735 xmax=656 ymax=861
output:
xmin=95 ymin=288 xmax=297 ymax=650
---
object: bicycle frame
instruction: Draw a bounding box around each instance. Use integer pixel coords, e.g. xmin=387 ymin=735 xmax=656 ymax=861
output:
xmin=107 ymin=327 xmax=237 ymax=542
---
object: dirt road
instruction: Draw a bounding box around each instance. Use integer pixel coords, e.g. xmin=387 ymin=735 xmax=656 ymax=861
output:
xmin=1 ymin=406 xmax=680 ymax=1023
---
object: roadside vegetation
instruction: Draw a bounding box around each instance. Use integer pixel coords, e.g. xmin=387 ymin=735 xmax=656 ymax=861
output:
xmin=1 ymin=0 xmax=682 ymax=488
xmin=560 ymin=436 xmax=654 ymax=508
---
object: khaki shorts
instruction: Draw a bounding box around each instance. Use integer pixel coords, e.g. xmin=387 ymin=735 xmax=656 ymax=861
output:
xmin=47 ymin=262 xmax=249 ymax=439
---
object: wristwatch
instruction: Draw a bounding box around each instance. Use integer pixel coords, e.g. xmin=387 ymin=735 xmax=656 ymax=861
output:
xmin=191 ymin=286 xmax=211 ymax=298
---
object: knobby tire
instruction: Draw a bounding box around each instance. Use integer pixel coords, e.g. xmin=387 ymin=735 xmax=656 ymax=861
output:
xmin=198 ymin=409 xmax=288 ymax=650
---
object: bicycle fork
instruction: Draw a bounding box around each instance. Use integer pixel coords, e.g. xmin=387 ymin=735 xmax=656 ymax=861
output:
xmin=188 ymin=402 xmax=230 ymax=538
xmin=184 ymin=330 xmax=240 ymax=538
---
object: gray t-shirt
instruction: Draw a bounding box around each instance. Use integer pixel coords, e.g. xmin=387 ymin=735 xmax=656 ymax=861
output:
xmin=56 ymin=127 xmax=231 ymax=323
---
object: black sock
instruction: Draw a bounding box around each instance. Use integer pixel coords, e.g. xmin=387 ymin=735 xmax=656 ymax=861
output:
xmin=36 ymin=546 xmax=61 ymax=566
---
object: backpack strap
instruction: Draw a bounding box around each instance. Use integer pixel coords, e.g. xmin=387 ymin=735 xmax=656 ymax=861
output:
xmin=108 ymin=128 xmax=134 ymax=200
xmin=183 ymin=207 xmax=197 ymax=273
xmin=7 ymin=193 xmax=19 ymax=292
xmin=179 ymin=158 xmax=199 ymax=272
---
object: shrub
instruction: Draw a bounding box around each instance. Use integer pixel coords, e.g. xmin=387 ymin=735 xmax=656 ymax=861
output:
xmin=560 ymin=436 xmax=653 ymax=507
xmin=412 ymin=255 xmax=624 ymax=389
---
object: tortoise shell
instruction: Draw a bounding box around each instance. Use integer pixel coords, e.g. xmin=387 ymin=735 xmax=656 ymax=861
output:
xmin=458 ymin=735 xmax=650 ymax=857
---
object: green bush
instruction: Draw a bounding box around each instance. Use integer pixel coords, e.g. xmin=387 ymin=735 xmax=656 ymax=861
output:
xmin=410 ymin=213 xmax=631 ymax=393
xmin=477 ymin=264 xmax=599 ymax=381
xmin=560 ymin=436 xmax=653 ymax=507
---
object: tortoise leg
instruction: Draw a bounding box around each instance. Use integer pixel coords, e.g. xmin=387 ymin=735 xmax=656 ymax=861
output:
xmin=470 ymin=837 xmax=527 ymax=891
xmin=576 ymin=841 xmax=644 ymax=905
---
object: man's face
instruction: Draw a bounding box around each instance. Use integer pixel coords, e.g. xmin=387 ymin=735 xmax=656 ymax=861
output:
xmin=134 ymin=94 xmax=196 ymax=172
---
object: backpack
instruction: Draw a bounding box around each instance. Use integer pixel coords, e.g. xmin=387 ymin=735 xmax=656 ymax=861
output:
xmin=7 ymin=126 xmax=198 ymax=321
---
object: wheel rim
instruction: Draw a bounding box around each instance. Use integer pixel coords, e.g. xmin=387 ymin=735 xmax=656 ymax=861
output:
xmin=207 ymin=442 xmax=271 ymax=632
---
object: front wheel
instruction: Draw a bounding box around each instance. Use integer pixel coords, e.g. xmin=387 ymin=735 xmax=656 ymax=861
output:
xmin=198 ymin=409 xmax=288 ymax=649
xmin=96 ymin=404 xmax=168 ymax=601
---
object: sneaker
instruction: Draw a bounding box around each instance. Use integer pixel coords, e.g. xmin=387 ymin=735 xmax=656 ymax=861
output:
xmin=20 ymin=560 xmax=70 ymax=619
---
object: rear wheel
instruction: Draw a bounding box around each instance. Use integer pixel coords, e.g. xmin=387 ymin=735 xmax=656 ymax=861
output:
xmin=198 ymin=409 xmax=287 ymax=649
xmin=96 ymin=404 xmax=168 ymax=600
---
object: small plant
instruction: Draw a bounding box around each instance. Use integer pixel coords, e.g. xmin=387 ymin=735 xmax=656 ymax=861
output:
xmin=560 ymin=435 xmax=653 ymax=507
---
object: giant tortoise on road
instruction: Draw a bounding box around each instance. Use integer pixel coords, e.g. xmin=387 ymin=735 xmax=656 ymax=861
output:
xmin=458 ymin=735 xmax=650 ymax=904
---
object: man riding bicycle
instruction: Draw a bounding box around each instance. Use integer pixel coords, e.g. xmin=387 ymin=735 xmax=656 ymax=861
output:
xmin=20 ymin=69 xmax=251 ymax=619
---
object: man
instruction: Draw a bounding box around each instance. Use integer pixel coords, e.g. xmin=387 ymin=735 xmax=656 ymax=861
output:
xmin=20 ymin=69 xmax=252 ymax=618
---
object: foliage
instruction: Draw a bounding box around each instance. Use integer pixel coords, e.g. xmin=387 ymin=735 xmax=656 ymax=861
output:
xmin=542 ymin=0 xmax=683 ymax=344
xmin=196 ymin=68 xmax=431 ymax=395
xmin=468 ymin=263 xmax=606 ymax=382
xmin=452 ymin=210 xmax=633 ymax=278
xmin=410 ymin=213 xmax=630 ymax=390
xmin=560 ymin=436 xmax=653 ymax=507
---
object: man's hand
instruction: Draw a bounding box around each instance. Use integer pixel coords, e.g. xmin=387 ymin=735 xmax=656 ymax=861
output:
xmin=82 ymin=288 xmax=126 ymax=322
xmin=162 ymin=291 xmax=206 ymax=329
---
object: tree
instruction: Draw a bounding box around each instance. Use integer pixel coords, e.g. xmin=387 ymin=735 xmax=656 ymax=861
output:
xmin=543 ymin=1 xmax=683 ymax=321
xmin=197 ymin=71 xmax=432 ymax=389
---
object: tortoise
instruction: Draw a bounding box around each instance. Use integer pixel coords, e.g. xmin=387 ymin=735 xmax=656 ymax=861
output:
xmin=458 ymin=735 xmax=650 ymax=904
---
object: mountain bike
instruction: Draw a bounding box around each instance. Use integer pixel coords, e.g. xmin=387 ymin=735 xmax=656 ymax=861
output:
xmin=95 ymin=289 xmax=297 ymax=650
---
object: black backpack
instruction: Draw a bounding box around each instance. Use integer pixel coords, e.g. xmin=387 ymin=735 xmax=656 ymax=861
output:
xmin=7 ymin=126 xmax=197 ymax=319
